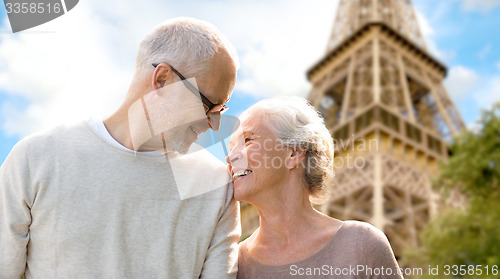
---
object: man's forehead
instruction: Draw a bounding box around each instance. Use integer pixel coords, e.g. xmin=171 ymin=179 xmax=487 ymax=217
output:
xmin=222 ymin=95 xmax=231 ymax=104
xmin=215 ymin=95 xmax=230 ymax=106
xmin=200 ymin=85 xmax=231 ymax=107
xmin=200 ymin=49 xmax=236 ymax=105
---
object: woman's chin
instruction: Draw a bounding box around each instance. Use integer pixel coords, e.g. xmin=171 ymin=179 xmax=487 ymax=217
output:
xmin=233 ymin=173 xmax=252 ymax=200
xmin=233 ymin=186 xmax=254 ymax=203
xmin=233 ymin=188 xmax=247 ymax=202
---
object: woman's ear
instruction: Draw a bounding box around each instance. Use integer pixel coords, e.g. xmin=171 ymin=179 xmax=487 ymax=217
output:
xmin=285 ymin=148 xmax=306 ymax=170
xmin=151 ymin=63 xmax=174 ymax=90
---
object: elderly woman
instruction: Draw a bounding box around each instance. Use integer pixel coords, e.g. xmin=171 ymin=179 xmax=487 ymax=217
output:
xmin=226 ymin=97 xmax=402 ymax=279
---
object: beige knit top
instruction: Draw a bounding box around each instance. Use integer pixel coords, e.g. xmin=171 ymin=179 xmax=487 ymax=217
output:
xmin=237 ymin=220 xmax=403 ymax=279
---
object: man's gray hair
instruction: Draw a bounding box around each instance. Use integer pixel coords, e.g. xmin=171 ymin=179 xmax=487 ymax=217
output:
xmin=241 ymin=96 xmax=334 ymax=204
xmin=136 ymin=17 xmax=239 ymax=79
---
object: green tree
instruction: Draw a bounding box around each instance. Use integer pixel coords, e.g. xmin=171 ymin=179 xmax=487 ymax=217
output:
xmin=404 ymin=103 xmax=500 ymax=279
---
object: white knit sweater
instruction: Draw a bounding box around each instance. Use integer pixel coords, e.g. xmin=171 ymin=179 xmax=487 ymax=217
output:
xmin=0 ymin=121 xmax=240 ymax=278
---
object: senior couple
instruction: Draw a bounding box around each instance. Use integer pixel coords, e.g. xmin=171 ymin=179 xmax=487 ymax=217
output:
xmin=0 ymin=17 xmax=402 ymax=278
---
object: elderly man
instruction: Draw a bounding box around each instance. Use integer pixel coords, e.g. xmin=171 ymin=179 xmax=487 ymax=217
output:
xmin=0 ymin=17 xmax=240 ymax=278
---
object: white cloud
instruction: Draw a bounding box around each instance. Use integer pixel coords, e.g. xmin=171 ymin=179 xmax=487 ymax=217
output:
xmin=475 ymin=76 xmax=500 ymax=108
xmin=440 ymin=65 xmax=500 ymax=129
xmin=444 ymin=66 xmax=481 ymax=101
xmin=462 ymin=0 xmax=500 ymax=12
xmin=415 ymin=10 xmax=434 ymax=38
xmin=0 ymin=0 xmax=339 ymax=138
xmin=0 ymin=0 xmax=145 ymax=137
xmin=414 ymin=10 xmax=454 ymax=62
xmin=443 ymin=65 xmax=500 ymax=123
xmin=218 ymin=0 xmax=338 ymax=98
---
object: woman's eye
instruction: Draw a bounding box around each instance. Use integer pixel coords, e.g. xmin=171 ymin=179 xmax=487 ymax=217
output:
xmin=244 ymin=137 xmax=253 ymax=143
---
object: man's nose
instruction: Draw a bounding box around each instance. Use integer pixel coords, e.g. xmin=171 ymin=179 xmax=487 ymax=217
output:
xmin=207 ymin=113 xmax=221 ymax=131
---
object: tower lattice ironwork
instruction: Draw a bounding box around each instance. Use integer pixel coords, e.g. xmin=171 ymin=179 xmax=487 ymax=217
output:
xmin=239 ymin=0 xmax=465 ymax=258
xmin=306 ymin=0 xmax=464 ymax=257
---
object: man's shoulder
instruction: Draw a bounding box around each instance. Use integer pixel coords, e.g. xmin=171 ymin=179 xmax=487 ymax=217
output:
xmin=18 ymin=120 xmax=89 ymax=146
xmin=7 ymin=121 xmax=91 ymax=159
xmin=2 ymin=121 xmax=90 ymax=169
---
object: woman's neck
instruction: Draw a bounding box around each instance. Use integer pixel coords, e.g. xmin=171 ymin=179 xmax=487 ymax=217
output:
xmin=253 ymin=190 xmax=326 ymax=249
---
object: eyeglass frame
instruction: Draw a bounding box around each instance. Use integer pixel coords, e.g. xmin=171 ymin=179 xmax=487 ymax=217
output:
xmin=152 ymin=62 xmax=228 ymax=115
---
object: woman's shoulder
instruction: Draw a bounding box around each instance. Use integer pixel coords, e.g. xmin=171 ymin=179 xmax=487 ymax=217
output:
xmin=340 ymin=220 xmax=388 ymax=241
xmin=339 ymin=220 xmax=396 ymax=258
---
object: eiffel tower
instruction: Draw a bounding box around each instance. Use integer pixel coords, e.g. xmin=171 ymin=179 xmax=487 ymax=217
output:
xmin=307 ymin=0 xmax=465 ymax=257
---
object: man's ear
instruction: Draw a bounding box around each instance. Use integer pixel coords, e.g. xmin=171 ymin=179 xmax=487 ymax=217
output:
xmin=285 ymin=148 xmax=307 ymax=170
xmin=152 ymin=63 xmax=174 ymax=90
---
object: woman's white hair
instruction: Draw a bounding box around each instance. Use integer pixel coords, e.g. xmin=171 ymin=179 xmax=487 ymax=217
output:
xmin=135 ymin=17 xmax=239 ymax=79
xmin=241 ymin=96 xmax=334 ymax=204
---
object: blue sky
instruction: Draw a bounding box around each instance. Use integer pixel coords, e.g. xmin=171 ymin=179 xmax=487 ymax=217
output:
xmin=1 ymin=0 xmax=500 ymax=165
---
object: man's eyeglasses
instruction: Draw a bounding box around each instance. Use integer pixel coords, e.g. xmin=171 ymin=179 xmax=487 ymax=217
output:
xmin=152 ymin=62 xmax=228 ymax=131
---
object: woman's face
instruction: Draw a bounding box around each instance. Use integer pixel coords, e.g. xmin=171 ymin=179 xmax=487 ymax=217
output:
xmin=226 ymin=111 xmax=291 ymax=202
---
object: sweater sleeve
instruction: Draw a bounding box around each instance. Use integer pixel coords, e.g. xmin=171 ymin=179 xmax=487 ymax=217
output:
xmin=0 ymin=140 xmax=33 ymax=279
xmin=359 ymin=223 xmax=403 ymax=279
xmin=199 ymin=184 xmax=241 ymax=279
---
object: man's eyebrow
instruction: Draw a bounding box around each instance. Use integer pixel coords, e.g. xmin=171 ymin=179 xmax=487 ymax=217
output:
xmin=218 ymin=100 xmax=228 ymax=106
xmin=209 ymin=96 xmax=225 ymax=106
xmin=221 ymin=95 xmax=231 ymax=104
xmin=212 ymin=94 xmax=232 ymax=106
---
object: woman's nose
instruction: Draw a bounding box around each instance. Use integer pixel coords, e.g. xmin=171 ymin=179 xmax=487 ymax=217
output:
xmin=226 ymin=150 xmax=241 ymax=164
